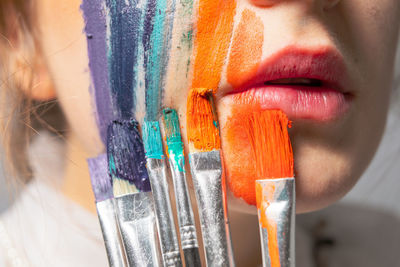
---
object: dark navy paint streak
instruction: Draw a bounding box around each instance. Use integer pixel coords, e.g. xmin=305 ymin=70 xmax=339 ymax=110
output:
xmin=81 ymin=0 xmax=113 ymax=143
xmin=106 ymin=0 xmax=142 ymax=119
xmin=107 ymin=120 xmax=151 ymax=192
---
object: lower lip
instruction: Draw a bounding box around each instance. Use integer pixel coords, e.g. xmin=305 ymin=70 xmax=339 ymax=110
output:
xmin=225 ymin=85 xmax=352 ymax=121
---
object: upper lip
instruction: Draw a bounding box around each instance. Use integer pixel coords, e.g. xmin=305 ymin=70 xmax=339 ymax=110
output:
xmin=219 ymin=45 xmax=351 ymax=96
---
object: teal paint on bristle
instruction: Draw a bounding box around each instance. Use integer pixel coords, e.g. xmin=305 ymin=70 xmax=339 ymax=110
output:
xmin=162 ymin=109 xmax=185 ymax=172
xmin=142 ymin=121 xmax=164 ymax=159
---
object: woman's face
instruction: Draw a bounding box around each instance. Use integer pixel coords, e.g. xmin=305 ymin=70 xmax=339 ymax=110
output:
xmin=37 ymin=0 xmax=400 ymax=213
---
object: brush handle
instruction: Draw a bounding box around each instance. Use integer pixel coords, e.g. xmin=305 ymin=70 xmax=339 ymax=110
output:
xmin=189 ymin=151 xmax=235 ymax=267
xmin=115 ymin=193 xmax=162 ymax=267
xmin=168 ymin=157 xmax=201 ymax=267
xmin=256 ymin=178 xmax=295 ymax=267
xmin=96 ymin=200 xmax=128 ymax=267
xmin=183 ymin=247 xmax=202 ymax=267
xmin=147 ymin=158 xmax=183 ymax=267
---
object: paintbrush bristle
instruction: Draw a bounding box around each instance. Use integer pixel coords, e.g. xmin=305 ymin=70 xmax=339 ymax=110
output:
xmin=88 ymin=154 xmax=113 ymax=202
xmin=107 ymin=120 xmax=151 ymax=197
xmin=162 ymin=108 xmax=182 ymax=144
xmin=246 ymin=110 xmax=294 ymax=179
xmin=162 ymin=108 xmax=186 ymax=171
xmin=186 ymin=88 xmax=221 ymax=152
xmin=142 ymin=121 xmax=164 ymax=159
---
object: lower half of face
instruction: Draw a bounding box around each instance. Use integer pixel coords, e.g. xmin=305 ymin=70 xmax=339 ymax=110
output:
xmin=39 ymin=0 xmax=400 ymax=213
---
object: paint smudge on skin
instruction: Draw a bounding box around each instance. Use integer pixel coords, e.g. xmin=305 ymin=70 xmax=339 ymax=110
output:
xmin=164 ymin=0 xmax=195 ymax=107
xmin=107 ymin=120 xmax=151 ymax=192
xmin=81 ymin=0 xmax=112 ymax=143
xmin=143 ymin=0 xmax=176 ymax=120
xmin=187 ymin=88 xmax=221 ymax=152
xmin=256 ymin=183 xmax=281 ymax=267
xmin=106 ymin=0 xmax=143 ymax=119
xmin=222 ymin=109 xmax=293 ymax=205
xmin=191 ymin=0 xmax=237 ymax=92
xmin=142 ymin=121 xmax=164 ymax=159
xmin=162 ymin=109 xmax=185 ymax=172
xmin=227 ymin=9 xmax=264 ymax=89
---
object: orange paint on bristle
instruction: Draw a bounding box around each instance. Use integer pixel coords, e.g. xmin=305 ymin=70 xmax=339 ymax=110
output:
xmin=191 ymin=0 xmax=236 ymax=92
xmin=223 ymin=109 xmax=293 ymax=205
xmin=256 ymin=183 xmax=281 ymax=267
xmin=227 ymin=9 xmax=264 ymax=88
xmin=247 ymin=110 xmax=293 ymax=179
xmin=187 ymin=88 xmax=221 ymax=152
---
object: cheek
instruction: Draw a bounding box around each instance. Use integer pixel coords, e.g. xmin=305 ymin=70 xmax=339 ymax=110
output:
xmin=37 ymin=0 xmax=103 ymax=155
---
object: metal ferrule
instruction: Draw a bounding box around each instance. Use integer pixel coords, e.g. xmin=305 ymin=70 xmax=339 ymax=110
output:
xmin=256 ymin=178 xmax=295 ymax=267
xmin=96 ymin=199 xmax=128 ymax=267
xmin=189 ymin=150 xmax=235 ymax=267
xmin=147 ymin=158 xmax=182 ymax=267
xmin=115 ymin=192 xmax=161 ymax=267
xmin=168 ymin=157 xmax=199 ymax=250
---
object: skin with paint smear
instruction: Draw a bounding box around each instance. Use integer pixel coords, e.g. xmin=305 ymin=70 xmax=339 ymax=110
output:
xmin=32 ymin=0 xmax=400 ymax=265
xmin=227 ymin=9 xmax=264 ymax=89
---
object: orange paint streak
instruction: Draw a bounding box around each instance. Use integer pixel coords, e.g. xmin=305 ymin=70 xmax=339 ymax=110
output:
xmin=191 ymin=0 xmax=236 ymax=92
xmin=227 ymin=9 xmax=264 ymax=88
xmin=256 ymin=183 xmax=281 ymax=267
xmin=187 ymin=88 xmax=221 ymax=151
xmin=223 ymin=109 xmax=293 ymax=205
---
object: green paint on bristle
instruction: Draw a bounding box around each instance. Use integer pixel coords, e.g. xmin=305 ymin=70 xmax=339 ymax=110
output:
xmin=142 ymin=121 xmax=164 ymax=159
xmin=162 ymin=109 xmax=185 ymax=172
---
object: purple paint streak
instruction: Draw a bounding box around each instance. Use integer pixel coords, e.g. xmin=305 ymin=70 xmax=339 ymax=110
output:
xmin=81 ymin=0 xmax=113 ymax=144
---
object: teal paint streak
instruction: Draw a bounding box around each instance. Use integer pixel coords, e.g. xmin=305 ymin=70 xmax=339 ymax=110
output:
xmin=145 ymin=0 xmax=174 ymax=120
xmin=142 ymin=121 xmax=164 ymax=159
xmin=109 ymin=154 xmax=116 ymax=176
xmin=162 ymin=109 xmax=185 ymax=172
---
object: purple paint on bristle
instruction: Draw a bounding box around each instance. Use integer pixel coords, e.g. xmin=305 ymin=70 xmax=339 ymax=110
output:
xmin=81 ymin=0 xmax=113 ymax=144
xmin=88 ymin=154 xmax=113 ymax=202
xmin=107 ymin=120 xmax=151 ymax=192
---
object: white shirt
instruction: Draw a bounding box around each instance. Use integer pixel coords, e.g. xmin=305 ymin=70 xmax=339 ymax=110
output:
xmin=0 ymin=133 xmax=107 ymax=267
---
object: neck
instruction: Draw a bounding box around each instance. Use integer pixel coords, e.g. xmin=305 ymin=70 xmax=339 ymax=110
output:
xmin=62 ymin=131 xmax=97 ymax=214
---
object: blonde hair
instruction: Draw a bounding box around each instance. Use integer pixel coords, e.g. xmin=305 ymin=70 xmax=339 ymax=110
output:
xmin=0 ymin=0 xmax=64 ymax=183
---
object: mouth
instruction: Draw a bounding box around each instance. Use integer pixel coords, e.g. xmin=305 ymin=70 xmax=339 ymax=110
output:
xmin=220 ymin=45 xmax=353 ymax=122
xmin=265 ymin=77 xmax=323 ymax=87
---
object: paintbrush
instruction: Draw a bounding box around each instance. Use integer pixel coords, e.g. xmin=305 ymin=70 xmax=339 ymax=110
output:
xmin=88 ymin=153 xmax=128 ymax=267
xmin=107 ymin=120 xmax=162 ymax=267
xmin=142 ymin=120 xmax=183 ymax=267
xmin=161 ymin=108 xmax=201 ymax=267
xmin=244 ymin=110 xmax=295 ymax=267
xmin=186 ymin=88 xmax=235 ymax=267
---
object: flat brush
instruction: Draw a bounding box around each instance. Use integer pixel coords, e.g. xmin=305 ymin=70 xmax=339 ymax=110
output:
xmin=242 ymin=110 xmax=295 ymax=267
xmin=142 ymin=120 xmax=183 ymax=267
xmin=186 ymin=88 xmax=235 ymax=267
xmin=88 ymin=154 xmax=128 ymax=267
xmin=161 ymin=108 xmax=201 ymax=267
xmin=107 ymin=120 xmax=161 ymax=267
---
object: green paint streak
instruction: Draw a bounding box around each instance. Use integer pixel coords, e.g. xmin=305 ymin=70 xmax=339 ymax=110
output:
xmin=162 ymin=109 xmax=185 ymax=172
xmin=171 ymin=0 xmax=194 ymax=85
xmin=142 ymin=121 xmax=164 ymax=159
